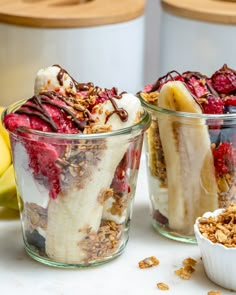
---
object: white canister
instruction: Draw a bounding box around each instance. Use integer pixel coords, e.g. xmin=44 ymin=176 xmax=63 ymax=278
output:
xmin=160 ymin=0 xmax=236 ymax=76
xmin=0 ymin=0 xmax=145 ymax=105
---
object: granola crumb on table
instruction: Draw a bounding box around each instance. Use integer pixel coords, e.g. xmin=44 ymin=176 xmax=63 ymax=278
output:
xmin=174 ymin=257 xmax=197 ymax=280
xmin=208 ymin=291 xmax=221 ymax=295
xmin=138 ymin=256 xmax=160 ymax=269
xmin=156 ymin=282 xmax=169 ymax=291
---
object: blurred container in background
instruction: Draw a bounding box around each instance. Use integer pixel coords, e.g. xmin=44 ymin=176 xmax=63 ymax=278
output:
xmin=160 ymin=0 xmax=236 ymax=76
xmin=0 ymin=0 xmax=145 ymax=106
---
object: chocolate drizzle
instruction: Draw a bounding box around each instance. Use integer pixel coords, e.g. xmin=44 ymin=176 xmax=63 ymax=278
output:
xmin=53 ymin=65 xmax=129 ymax=124
xmin=16 ymin=64 xmax=130 ymax=133
xmin=150 ymin=70 xmax=182 ymax=92
xmin=16 ymin=92 xmax=88 ymax=132
xmin=53 ymin=64 xmax=94 ymax=92
xmin=105 ymin=89 xmax=128 ymax=123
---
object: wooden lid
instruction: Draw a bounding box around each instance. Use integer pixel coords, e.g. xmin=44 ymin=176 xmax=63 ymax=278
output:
xmin=0 ymin=0 xmax=145 ymax=28
xmin=162 ymin=0 xmax=236 ymax=24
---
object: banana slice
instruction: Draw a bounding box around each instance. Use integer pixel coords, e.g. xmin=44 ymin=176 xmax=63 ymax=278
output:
xmin=157 ymin=81 xmax=218 ymax=234
xmin=0 ymin=164 xmax=18 ymax=210
xmin=0 ymin=133 xmax=11 ymax=177
xmin=0 ymin=106 xmax=10 ymax=148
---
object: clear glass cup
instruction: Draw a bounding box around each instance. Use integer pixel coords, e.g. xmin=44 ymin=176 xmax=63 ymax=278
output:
xmin=140 ymin=96 xmax=236 ymax=243
xmin=2 ymin=100 xmax=151 ymax=268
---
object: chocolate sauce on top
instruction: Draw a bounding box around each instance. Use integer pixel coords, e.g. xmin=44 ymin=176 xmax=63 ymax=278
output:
xmin=16 ymin=92 xmax=87 ymax=132
xmin=53 ymin=64 xmax=94 ymax=92
xmin=105 ymin=89 xmax=128 ymax=123
xmin=54 ymin=65 xmax=129 ymax=124
xmin=17 ymin=65 xmax=129 ymax=132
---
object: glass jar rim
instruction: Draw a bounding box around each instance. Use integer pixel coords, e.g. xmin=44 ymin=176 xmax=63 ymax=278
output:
xmin=2 ymin=99 xmax=151 ymax=140
xmin=139 ymin=94 xmax=236 ymax=120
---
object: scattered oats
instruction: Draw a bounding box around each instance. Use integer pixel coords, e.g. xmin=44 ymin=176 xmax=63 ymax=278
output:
xmin=175 ymin=266 xmax=195 ymax=280
xmin=175 ymin=257 xmax=197 ymax=280
xmin=157 ymin=282 xmax=169 ymax=290
xmin=138 ymin=256 xmax=160 ymax=269
xmin=183 ymin=257 xmax=197 ymax=267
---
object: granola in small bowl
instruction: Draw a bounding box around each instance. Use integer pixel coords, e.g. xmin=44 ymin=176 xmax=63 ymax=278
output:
xmin=194 ymin=204 xmax=236 ymax=291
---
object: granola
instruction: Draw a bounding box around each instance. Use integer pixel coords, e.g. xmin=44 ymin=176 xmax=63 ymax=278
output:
xmin=78 ymin=220 xmax=123 ymax=263
xmin=208 ymin=291 xmax=221 ymax=295
xmin=174 ymin=257 xmax=197 ymax=280
xmin=147 ymin=120 xmax=167 ymax=187
xmin=23 ymin=202 xmax=47 ymax=232
xmin=138 ymin=256 xmax=160 ymax=269
xmin=156 ymin=282 xmax=169 ymax=290
xmin=198 ymin=203 xmax=236 ymax=247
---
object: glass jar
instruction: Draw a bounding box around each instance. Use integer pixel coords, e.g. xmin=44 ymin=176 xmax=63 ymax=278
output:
xmin=2 ymin=100 xmax=151 ymax=267
xmin=140 ymin=96 xmax=236 ymax=243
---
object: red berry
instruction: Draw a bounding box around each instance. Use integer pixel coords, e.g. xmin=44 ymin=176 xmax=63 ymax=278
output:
xmin=144 ymin=84 xmax=153 ymax=92
xmin=211 ymin=64 xmax=236 ymax=94
xmin=202 ymin=94 xmax=224 ymax=114
xmin=213 ymin=142 xmax=236 ymax=175
xmin=224 ymin=95 xmax=236 ymax=106
xmin=183 ymin=72 xmax=209 ymax=98
xmin=149 ymin=70 xmax=184 ymax=92
xmin=111 ymin=153 xmax=130 ymax=193
xmin=25 ymin=141 xmax=61 ymax=199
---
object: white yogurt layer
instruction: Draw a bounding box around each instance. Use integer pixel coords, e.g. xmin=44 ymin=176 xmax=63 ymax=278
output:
xmin=148 ymin=173 xmax=169 ymax=219
xmin=13 ymin=142 xmax=49 ymax=208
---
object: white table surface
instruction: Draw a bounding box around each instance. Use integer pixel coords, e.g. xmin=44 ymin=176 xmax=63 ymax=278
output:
xmin=0 ymin=157 xmax=233 ymax=295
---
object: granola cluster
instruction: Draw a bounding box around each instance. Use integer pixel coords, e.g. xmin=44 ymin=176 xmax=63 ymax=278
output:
xmin=174 ymin=257 xmax=197 ymax=280
xmin=24 ymin=202 xmax=47 ymax=232
xmin=208 ymin=292 xmax=221 ymax=295
xmin=78 ymin=220 xmax=123 ymax=263
xmin=156 ymin=282 xmax=169 ymax=290
xmin=57 ymin=141 xmax=106 ymax=192
xmin=146 ymin=120 xmax=167 ymax=187
xmin=198 ymin=204 xmax=236 ymax=247
xmin=138 ymin=256 xmax=160 ymax=269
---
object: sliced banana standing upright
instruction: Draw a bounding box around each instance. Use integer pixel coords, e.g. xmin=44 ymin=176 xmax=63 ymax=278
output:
xmin=0 ymin=133 xmax=11 ymax=177
xmin=0 ymin=164 xmax=18 ymax=210
xmin=157 ymin=81 xmax=218 ymax=234
xmin=0 ymin=106 xmax=10 ymax=148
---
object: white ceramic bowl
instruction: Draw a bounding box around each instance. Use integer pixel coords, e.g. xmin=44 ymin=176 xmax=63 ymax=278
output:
xmin=194 ymin=208 xmax=236 ymax=291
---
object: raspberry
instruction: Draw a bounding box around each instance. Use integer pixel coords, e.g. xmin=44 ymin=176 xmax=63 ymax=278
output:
xmin=183 ymin=72 xmax=209 ymax=98
xmin=111 ymin=153 xmax=130 ymax=194
xmin=213 ymin=142 xmax=236 ymax=175
xmin=211 ymin=64 xmax=236 ymax=94
xmin=25 ymin=141 xmax=61 ymax=199
xmin=224 ymin=96 xmax=236 ymax=113
xmin=144 ymin=84 xmax=153 ymax=92
xmin=97 ymin=87 xmax=118 ymax=104
xmin=149 ymin=70 xmax=184 ymax=92
xmin=224 ymin=95 xmax=236 ymax=106
xmin=202 ymin=94 xmax=224 ymax=114
xmin=4 ymin=113 xmax=31 ymax=132
xmin=111 ymin=169 xmax=130 ymax=193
